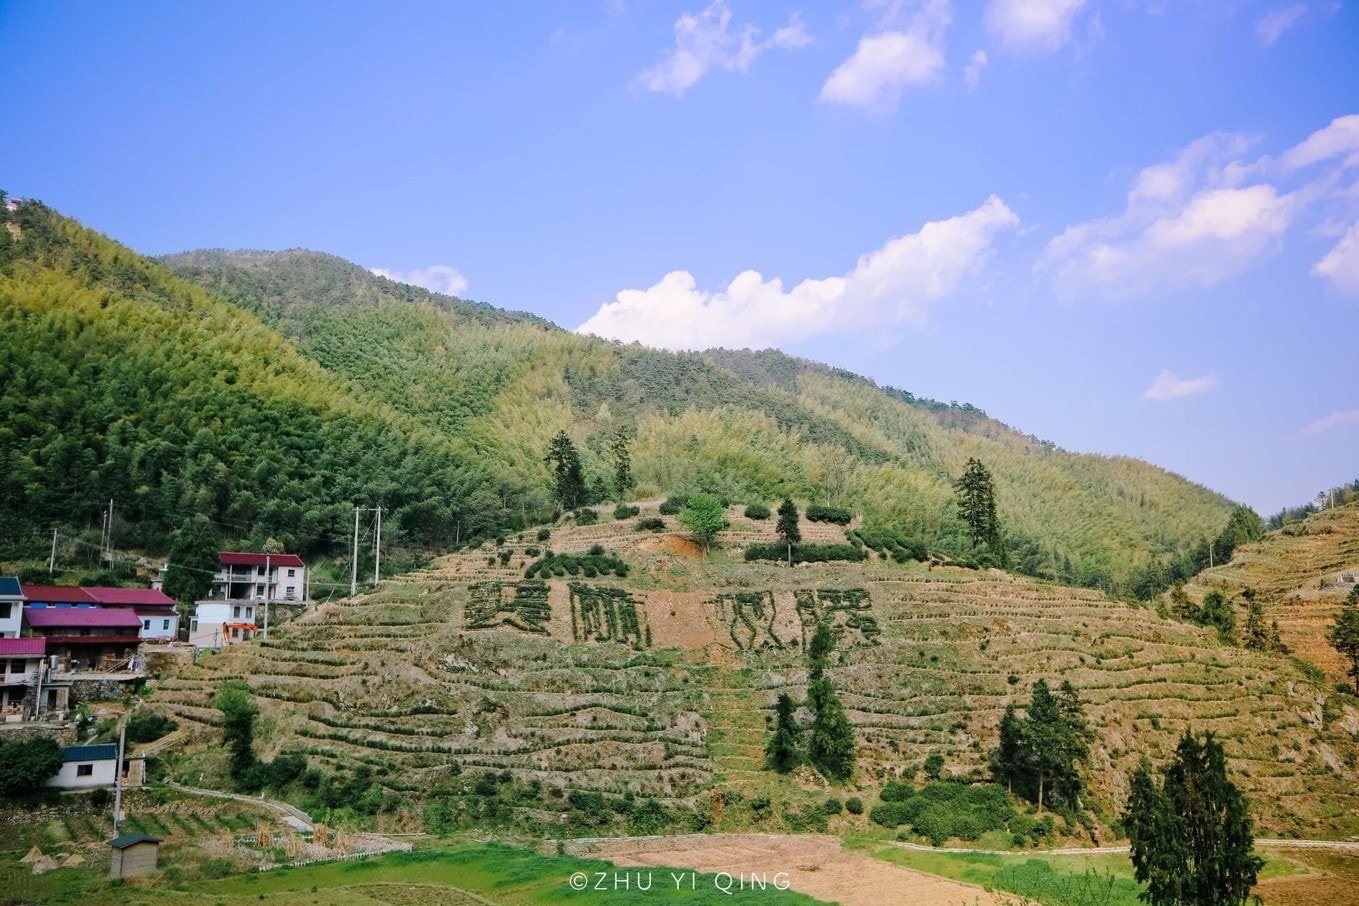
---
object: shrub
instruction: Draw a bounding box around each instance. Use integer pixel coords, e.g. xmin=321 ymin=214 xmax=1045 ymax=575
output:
xmin=636 ymin=517 xmax=666 ymax=532
xmin=743 ymin=503 xmax=771 ymax=520
xmin=575 ymin=508 xmax=599 ymax=526
xmin=924 ymin=752 xmax=945 ymax=780
xmin=125 ymin=710 xmax=178 ymax=745
xmin=806 ymin=505 xmax=853 ymax=525
xmin=524 ymin=547 xmax=540 ymax=557
xmin=845 ymin=797 xmax=864 ymax=815
xmin=744 ymin=543 xmax=867 ymax=564
xmin=613 ymin=504 xmax=640 ymax=520
xmin=537 ymin=528 xmax=551 ymax=541
xmin=880 ymin=780 xmax=914 ymax=801
xmin=870 ymin=782 xmax=1014 ymax=845
xmin=659 ymin=495 xmax=688 ymax=515
xmin=589 ymin=544 xmax=605 ymax=555
xmin=824 ymin=797 xmax=843 ymax=815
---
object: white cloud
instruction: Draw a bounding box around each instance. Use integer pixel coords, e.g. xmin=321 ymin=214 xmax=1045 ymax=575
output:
xmin=963 ymin=49 xmax=987 ymax=88
xmin=819 ymin=0 xmax=951 ymax=113
xmin=370 ymin=265 xmax=469 ymax=297
xmin=1282 ymin=114 xmax=1359 ymax=170
xmin=1302 ymin=408 xmax=1359 ymax=436
xmin=985 ymin=0 xmax=1088 ymax=54
xmin=1142 ymin=370 xmax=1220 ymax=401
xmin=638 ymin=1 xmax=810 ymax=97
xmin=1041 ymin=133 xmax=1301 ymax=299
xmin=577 ymin=196 xmax=1019 ymax=350
xmin=1255 ymin=3 xmax=1307 ymax=47
xmin=1313 ymin=221 xmax=1359 ymax=294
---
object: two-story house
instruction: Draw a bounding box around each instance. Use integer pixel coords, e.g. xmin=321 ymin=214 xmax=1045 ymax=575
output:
xmin=212 ymin=553 xmax=307 ymax=604
xmin=84 ymin=588 xmax=179 ymax=642
xmin=0 ymin=637 xmax=46 ymax=719
xmin=22 ymin=606 xmax=142 ymax=672
xmin=0 ymin=577 xmax=25 ymax=638
xmin=188 ymin=601 xmax=257 ymax=648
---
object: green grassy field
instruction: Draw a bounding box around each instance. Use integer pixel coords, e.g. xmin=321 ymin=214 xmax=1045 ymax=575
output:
xmin=0 ymin=842 xmax=828 ymax=905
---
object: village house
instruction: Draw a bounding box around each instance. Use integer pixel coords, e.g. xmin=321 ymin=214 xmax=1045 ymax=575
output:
xmin=0 ymin=637 xmax=47 ymax=720
xmin=210 ymin=552 xmax=307 ymax=604
xmin=21 ymin=606 xmax=142 ymax=672
xmin=188 ymin=600 xmax=257 ymax=648
xmin=84 ymin=588 xmax=179 ymax=642
xmin=0 ymin=577 xmax=24 ymax=638
xmin=45 ymin=743 xmax=118 ymax=789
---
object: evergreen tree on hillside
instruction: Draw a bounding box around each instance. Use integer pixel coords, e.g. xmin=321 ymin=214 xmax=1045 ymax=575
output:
xmin=1330 ymin=588 xmax=1359 ymax=695
xmin=1126 ymin=731 xmax=1262 ymax=906
xmin=991 ymin=679 xmax=1092 ymax=812
xmin=545 ymin=431 xmax=586 ymax=511
xmin=610 ymin=428 xmax=633 ymax=502
xmin=955 ymin=458 xmax=1000 ymax=555
xmin=162 ymin=514 xmax=220 ymax=605
xmin=764 ymin=693 xmax=801 ymax=773
xmin=804 ymin=620 xmax=855 ymax=781
xmin=776 ymin=498 xmax=801 ymax=566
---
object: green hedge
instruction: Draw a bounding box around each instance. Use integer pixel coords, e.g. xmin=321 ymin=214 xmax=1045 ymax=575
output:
xmin=869 ymin=782 xmax=1014 ymax=846
xmin=658 ymin=495 xmax=688 ymax=515
xmin=850 ymin=525 xmax=929 ymax=562
xmin=743 ymin=503 xmax=771 ymax=520
xmin=635 ymin=517 xmax=666 ymax=532
xmin=806 ymin=505 xmax=853 ymax=525
xmin=525 ymin=552 xmax=629 ymax=579
xmin=613 ymin=504 xmax=640 ymax=520
xmin=744 ymin=542 xmax=867 ymax=564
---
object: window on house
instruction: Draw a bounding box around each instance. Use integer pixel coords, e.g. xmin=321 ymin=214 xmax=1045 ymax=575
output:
xmin=233 ymin=606 xmax=241 ymax=618
xmin=190 ymin=620 xmax=198 ymax=632
xmin=0 ymin=603 xmax=9 ymax=619
xmin=245 ymin=607 xmax=253 ymax=619
xmin=255 ymin=584 xmax=264 ymax=596
xmin=9 ymin=659 xmax=23 ymax=673
xmin=76 ymin=764 xmax=93 ymax=777
xmin=287 ymin=569 xmax=295 ymax=577
xmin=142 ymin=620 xmax=151 ymax=631
xmin=163 ymin=619 xmax=171 ymax=630
xmin=257 ymin=565 xmax=265 ymax=576
xmin=231 ymin=628 xmax=240 ymax=639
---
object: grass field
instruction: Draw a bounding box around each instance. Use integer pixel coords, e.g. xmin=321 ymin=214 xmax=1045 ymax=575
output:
xmin=0 ymin=842 xmax=829 ymax=905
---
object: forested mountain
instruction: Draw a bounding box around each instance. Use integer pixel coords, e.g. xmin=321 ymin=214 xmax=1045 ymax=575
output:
xmin=163 ymin=246 xmax=1236 ymax=596
xmin=1 ymin=198 xmax=1236 ymax=596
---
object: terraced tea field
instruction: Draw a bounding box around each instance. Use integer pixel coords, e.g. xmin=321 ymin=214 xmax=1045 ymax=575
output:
xmin=147 ymin=506 xmax=1359 ymax=839
xmin=1183 ymin=502 xmax=1359 ymax=686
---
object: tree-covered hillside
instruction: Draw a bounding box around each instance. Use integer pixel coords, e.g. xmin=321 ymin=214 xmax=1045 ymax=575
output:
xmin=0 ymin=197 xmax=1238 ymax=595
xmin=0 ymin=199 xmax=506 ymax=563
xmin=163 ymin=246 xmax=1237 ymax=597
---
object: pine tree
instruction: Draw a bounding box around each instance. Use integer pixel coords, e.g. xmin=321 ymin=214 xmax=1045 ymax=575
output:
xmin=807 ymin=619 xmax=834 ymax=680
xmin=992 ymin=679 xmax=1091 ymax=812
xmin=993 ymin=703 xmax=1025 ymax=793
xmin=544 ymin=430 xmax=586 ymax=511
xmin=764 ymin=693 xmax=801 ymax=773
xmin=1126 ymin=731 xmax=1262 ymax=906
xmin=776 ymin=498 xmax=801 ymax=566
xmin=1242 ymin=590 xmax=1270 ymax=652
xmin=807 ymin=677 xmax=855 ymax=781
xmin=954 ymin=458 xmax=1000 ymax=553
xmin=1329 ymin=588 xmax=1359 ymax=695
xmin=162 ymin=514 xmax=220 ymax=604
xmin=610 ymin=428 xmax=633 ymax=502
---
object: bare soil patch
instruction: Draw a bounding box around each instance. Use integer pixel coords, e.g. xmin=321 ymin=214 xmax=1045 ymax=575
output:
xmin=645 ymin=590 xmax=717 ymax=650
xmin=638 ymin=534 xmax=705 ymax=559
xmin=586 ymin=833 xmax=1007 ymax=906
xmin=1256 ymin=873 xmax=1359 ymax=906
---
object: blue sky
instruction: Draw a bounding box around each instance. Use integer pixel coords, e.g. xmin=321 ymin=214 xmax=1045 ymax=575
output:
xmin=3 ymin=0 xmax=1357 ymax=515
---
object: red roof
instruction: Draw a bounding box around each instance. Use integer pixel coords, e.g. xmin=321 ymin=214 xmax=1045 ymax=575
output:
xmin=85 ymin=588 xmax=177 ymax=607
xmin=0 ymin=638 xmax=45 ymax=656
xmin=23 ymin=607 xmax=143 ymax=629
xmin=218 ymin=552 xmax=305 ymax=568
xmin=20 ymin=585 xmax=96 ymax=604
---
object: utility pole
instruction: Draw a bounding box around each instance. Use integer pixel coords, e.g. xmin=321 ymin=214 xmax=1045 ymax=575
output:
xmin=350 ymin=507 xmax=360 ymax=597
xmin=373 ymin=506 xmax=382 ymax=587
xmin=112 ymin=721 xmax=126 ymax=834
xmin=263 ymin=553 xmax=271 ymax=641
xmin=48 ymin=529 xmax=57 ymax=574
xmin=105 ymin=498 xmax=114 ymax=563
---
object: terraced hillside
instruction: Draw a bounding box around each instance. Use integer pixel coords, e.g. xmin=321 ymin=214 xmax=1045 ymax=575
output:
xmin=1182 ymin=502 xmax=1359 ymax=688
xmin=149 ymin=506 xmax=1359 ymax=840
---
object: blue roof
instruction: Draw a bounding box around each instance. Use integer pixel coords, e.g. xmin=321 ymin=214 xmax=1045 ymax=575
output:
xmin=0 ymin=577 xmax=21 ymax=597
xmin=63 ymin=744 xmax=118 ymax=762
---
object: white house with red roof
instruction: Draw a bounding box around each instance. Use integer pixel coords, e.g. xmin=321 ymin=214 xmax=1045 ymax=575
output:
xmin=84 ymin=588 xmax=179 ymax=642
xmin=211 ymin=552 xmax=307 ymax=604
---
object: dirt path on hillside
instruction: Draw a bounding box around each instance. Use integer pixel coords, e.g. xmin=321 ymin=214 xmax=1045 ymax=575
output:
xmin=575 ymin=833 xmax=1008 ymax=906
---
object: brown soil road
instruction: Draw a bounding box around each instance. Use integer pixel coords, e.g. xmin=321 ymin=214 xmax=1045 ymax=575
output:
xmin=577 ymin=833 xmax=1008 ymax=906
